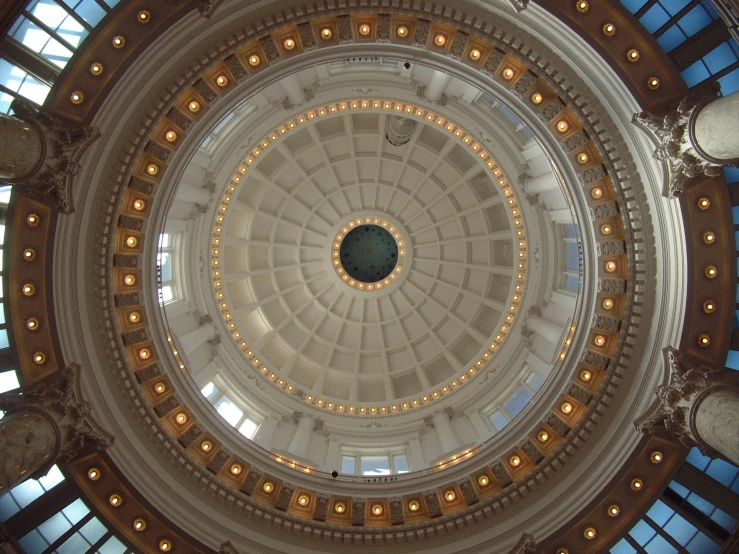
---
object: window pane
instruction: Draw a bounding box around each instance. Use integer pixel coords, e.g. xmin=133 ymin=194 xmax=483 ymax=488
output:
xmin=214 ymin=396 xmax=244 ymax=426
xmin=56 ymin=532 xmax=90 ymax=554
xmin=201 ymin=381 xmax=219 ymax=401
xmin=503 ymin=388 xmax=532 ymax=419
xmin=0 ymin=370 xmax=20 ymax=393
xmin=10 ymin=478 xmax=45 ymax=508
xmin=341 ymin=455 xmax=355 ymax=474
xmin=73 ymin=0 xmax=106 ymax=26
xmin=0 ymin=494 xmax=20 ymax=521
xmin=360 ymin=455 xmax=390 ymax=476
xmin=393 ymin=454 xmax=409 ymax=473
xmin=78 ymin=516 xmax=106 ymax=543
xmin=159 ymin=233 xmax=172 ymax=248
xmin=18 ymin=529 xmax=48 ymax=554
xmin=238 ymin=418 xmax=258 ymax=439
xmin=0 ymin=330 xmax=10 ymax=350
xmin=525 ymin=372 xmax=544 ymax=392
xmin=160 ymin=285 xmax=173 ymax=302
xmin=610 ymin=537 xmax=637 ymax=554
xmin=489 ymin=410 xmax=508 ymax=431
xmin=39 ymin=465 xmax=65 ymax=490
xmin=97 ymin=535 xmax=127 ymax=554
xmin=37 ymin=512 xmax=73 ymax=544
xmin=158 ymin=252 xmax=172 ymax=282
xmin=61 ymin=498 xmax=89 ymax=524
xmin=566 ymin=242 xmax=579 ymax=271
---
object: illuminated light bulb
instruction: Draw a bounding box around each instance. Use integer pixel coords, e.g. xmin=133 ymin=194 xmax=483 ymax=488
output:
xmin=88 ymin=468 xmax=101 ymax=480
xmin=409 ymin=500 xmax=420 ymax=512
xmin=584 ymin=527 xmax=596 ymax=540
xmin=469 ymin=48 xmax=482 ymax=60
xmin=154 ymin=382 xmax=166 ymax=394
xmin=297 ymin=495 xmax=310 ymax=506
xmin=557 ymin=120 xmax=569 ymax=133
xmin=396 ymin=25 xmax=408 ymax=37
xmin=372 ymin=504 xmax=383 ymax=515
xmin=263 ymin=482 xmax=274 ymax=493
xmin=577 ymin=152 xmax=589 ymax=164
xmin=112 ymin=35 xmax=125 ymax=48
xmin=627 ymin=49 xmax=640 ymax=62
xmin=33 ymin=351 xmax=46 ymax=365
xmin=560 ymin=402 xmax=573 ymax=414
xmin=502 ymin=68 xmax=514 ymax=80
xmin=705 ymin=266 xmax=718 ymax=278
xmin=600 ymin=224 xmax=612 ymax=235
xmin=703 ymin=231 xmax=716 ymax=244
xmin=698 ymin=334 xmax=711 ymax=348
xmin=608 ymin=504 xmax=620 ymax=517
xmin=109 ymin=494 xmax=122 ymax=506
xmin=591 ymin=187 xmax=604 ymax=199
xmin=133 ymin=199 xmax=145 ymax=211
xmin=576 ymin=0 xmax=589 ymax=12
xmin=334 ymin=502 xmax=346 ymax=513
xmin=580 ymin=370 xmax=592 ymax=382
xmin=146 ymin=163 xmax=159 ymax=175
xmin=90 ymin=62 xmax=103 ymax=75
xmin=321 ymin=28 xmax=332 ymax=40
xmin=133 ymin=518 xmax=146 ymax=531
xmin=164 ymin=130 xmax=177 ymax=143
xmin=216 ymin=75 xmax=228 ymax=87
xmin=159 ymin=539 xmax=172 ymax=551
xmin=648 ymin=77 xmax=660 ymax=90
xmin=703 ymin=300 xmax=716 ymax=314
xmin=283 ymin=38 xmax=295 ymax=50
xmin=125 ymin=236 xmax=138 ymax=248
xmin=70 ymin=91 xmax=84 ymax=104
xmin=123 ymin=274 xmax=136 ymax=286
xmin=175 ymin=412 xmax=187 ymax=424
xmin=22 ymin=283 xmax=35 ymax=296
xmin=434 ymin=34 xmax=446 ymax=46
xmin=651 ymin=451 xmax=664 ymax=464
xmin=478 ymin=475 xmax=489 ymax=486
xmin=603 ymin=23 xmax=616 ymax=36
xmin=188 ymin=100 xmax=200 ymax=113
xmin=698 ymin=197 xmax=711 ymax=210
xmin=593 ymin=335 xmax=606 ymax=347
xmin=444 ymin=491 xmax=456 ymax=502
xmin=537 ymin=431 xmax=549 ymax=442
xmin=630 ymin=478 xmax=643 ymax=491
xmin=137 ymin=10 xmax=150 ymax=23
xmin=531 ymin=92 xmax=543 ymax=104
xmin=26 ymin=317 xmax=39 ymax=330
xmin=556 ymin=548 xmax=569 ymax=554
xmin=227 ymin=463 xmax=241 ymax=475
xmin=605 ymin=261 xmax=617 ymax=273
xmin=509 ymin=455 xmax=521 ymax=467
xmin=359 ymin=24 xmax=371 ymax=36
xmin=200 ymin=440 xmax=212 ymax=452
xmin=138 ymin=348 xmax=150 ymax=360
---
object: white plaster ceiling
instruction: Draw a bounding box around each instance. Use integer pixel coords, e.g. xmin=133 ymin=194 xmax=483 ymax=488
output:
xmin=222 ymin=113 xmax=516 ymax=402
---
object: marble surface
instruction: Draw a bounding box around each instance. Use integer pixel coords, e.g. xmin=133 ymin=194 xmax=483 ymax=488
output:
xmin=0 ymin=113 xmax=44 ymax=180
xmin=0 ymin=410 xmax=57 ymax=494
xmin=694 ymin=389 xmax=739 ymax=465
xmin=694 ymin=91 xmax=739 ymax=161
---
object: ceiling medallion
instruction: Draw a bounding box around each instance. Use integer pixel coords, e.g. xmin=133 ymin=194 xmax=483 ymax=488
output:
xmin=206 ymin=98 xmax=529 ymax=416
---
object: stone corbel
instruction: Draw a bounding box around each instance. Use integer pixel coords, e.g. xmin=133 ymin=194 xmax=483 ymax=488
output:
xmin=0 ymin=364 xmax=113 ymax=472
xmin=508 ymin=534 xmax=536 ymax=554
xmin=633 ymin=85 xmax=728 ymax=198
xmin=8 ymin=99 xmax=99 ymax=213
xmin=508 ymin=0 xmax=529 ymax=13
xmin=636 ymin=348 xmax=739 ymax=458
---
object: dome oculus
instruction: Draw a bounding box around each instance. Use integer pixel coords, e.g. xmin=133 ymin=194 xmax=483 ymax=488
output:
xmin=339 ymin=224 xmax=398 ymax=283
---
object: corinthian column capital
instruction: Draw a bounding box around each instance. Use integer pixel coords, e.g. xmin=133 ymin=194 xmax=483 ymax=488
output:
xmin=0 ymin=364 xmax=113 ymax=467
xmin=7 ymin=99 xmax=98 ymax=213
xmin=637 ymin=348 xmax=739 ymax=459
xmin=634 ymin=85 xmax=734 ymax=198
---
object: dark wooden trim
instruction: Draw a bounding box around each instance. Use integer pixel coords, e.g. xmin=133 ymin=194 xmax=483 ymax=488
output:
xmin=3 ymin=481 xmax=76 ymax=538
xmin=670 ymin=19 xmax=730 ymax=70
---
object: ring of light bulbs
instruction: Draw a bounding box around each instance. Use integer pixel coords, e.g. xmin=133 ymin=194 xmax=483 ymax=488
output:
xmin=208 ymin=98 xmax=529 ymax=416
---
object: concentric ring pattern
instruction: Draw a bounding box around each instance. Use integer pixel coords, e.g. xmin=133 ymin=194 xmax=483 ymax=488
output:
xmin=216 ymin=107 xmax=523 ymax=404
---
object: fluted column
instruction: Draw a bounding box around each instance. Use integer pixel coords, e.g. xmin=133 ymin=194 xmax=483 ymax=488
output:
xmin=181 ymin=321 xmax=217 ymax=355
xmin=408 ymin=437 xmax=425 ymax=470
xmin=252 ymin=415 xmax=279 ymax=449
xmin=431 ymin=410 xmax=461 ymax=454
xmin=177 ymin=183 xmax=211 ymax=206
xmin=528 ymin=314 xmax=564 ymax=345
xmin=526 ymin=351 xmax=553 ymax=380
xmin=425 ymin=70 xmax=452 ymax=102
xmin=639 ymin=349 xmax=739 ymax=465
xmin=287 ymin=414 xmax=315 ymax=458
xmin=0 ymin=98 xmax=97 ymax=213
xmin=0 ymin=366 xmax=112 ymax=497
xmin=279 ymin=74 xmax=305 ymax=106
xmin=524 ymin=172 xmax=558 ymax=195
xmin=322 ymin=438 xmax=341 ymax=472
